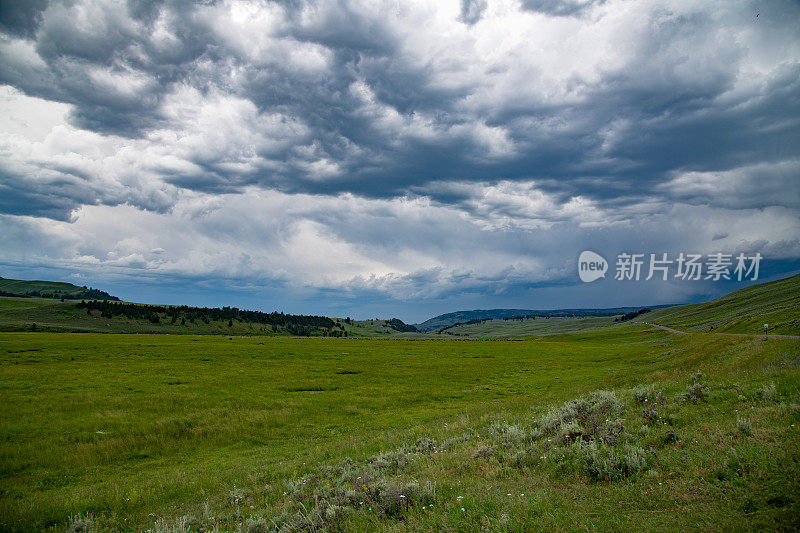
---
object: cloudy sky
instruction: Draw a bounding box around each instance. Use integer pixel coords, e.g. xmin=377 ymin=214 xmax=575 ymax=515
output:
xmin=0 ymin=0 xmax=798 ymax=322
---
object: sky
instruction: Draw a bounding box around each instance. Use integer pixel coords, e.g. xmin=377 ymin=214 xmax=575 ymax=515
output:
xmin=0 ymin=0 xmax=798 ymax=323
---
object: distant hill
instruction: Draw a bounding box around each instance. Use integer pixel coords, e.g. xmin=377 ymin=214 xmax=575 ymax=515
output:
xmin=0 ymin=277 xmax=118 ymax=301
xmin=0 ymin=296 xmax=344 ymax=336
xmin=415 ymin=306 xmax=665 ymax=332
xmin=633 ymin=273 xmax=800 ymax=335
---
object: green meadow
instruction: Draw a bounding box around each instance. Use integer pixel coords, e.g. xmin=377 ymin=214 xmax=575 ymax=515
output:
xmin=435 ymin=315 xmax=619 ymax=338
xmin=1 ymin=326 xmax=798 ymax=531
xmin=635 ymin=274 xmax=800 ymax=335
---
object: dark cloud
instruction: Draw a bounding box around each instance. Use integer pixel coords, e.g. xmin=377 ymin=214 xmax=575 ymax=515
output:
xmin=460 ymin=0 xmax=487 ymax=25
xmin=0 ymin=0 xmax=798 ymax=315
xmin=0 ymin=0 xmax=48 ymax=38
xmin=520 ymin=0 xmax=605 ymax=17
xmin=2 ymin=0 xmax=797 ymax=211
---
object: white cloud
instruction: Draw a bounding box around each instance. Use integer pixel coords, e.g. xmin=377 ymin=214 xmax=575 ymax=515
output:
xmin=0 ymin=0 xmax=798 ymax=312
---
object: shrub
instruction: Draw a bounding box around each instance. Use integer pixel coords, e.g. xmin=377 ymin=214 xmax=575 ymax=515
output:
xmin=151 ymin=516 xmax=191 ymax=533
xmin=752 ymin=382 xmax=777 ymax=403
xmin=632 ymin=384 xmax=664 ymax=405
xmin=473 ymin=444 xmax=496 ymax=459
xmin=66 ymin=513 xmax=95 ymax=533
xmin=663 ymin=430 xmax=679 ymax=445
xmin=283 ymin=477 xmax=307 ymax=501
xmin=244 ymin=518 xmax=270 ymax=533
xmin=642 ymin=406 xmax=659 ymax=424
xmin=366 ymin=480 xmax=423 ymax=518
xmin=677 ymin=382 xmax=709 ymax=404
xmin=490 ymin=422 xmax=530 ymax=446
xmin=537 ymin=390 xmax=623 ymax=441
xmin=370 ymin=448 xmax=413 ymax=473
xmin=414 ymin=436 xmax=438 ymax=454
xmin=581 ymin=442 xmax=649 ymax=481
xmin=557 ymin=421 xmax=582 ymax=444
xmin=737 ymin=417 xmax=753 ymax=436
xmin=549 ymin=441 xmax=648 ymax=482
xmin=716 ymin=449 xmax=746 ymax=481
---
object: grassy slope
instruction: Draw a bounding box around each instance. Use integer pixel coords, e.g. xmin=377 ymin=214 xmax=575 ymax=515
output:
xmin=341 ymin=319 xmax=422 ymax=338
xmin=437 ymin=315 xmax=619 ymax=338
xmin=0 ymin=329 xmax=798 ymax=531
xmin=635 ymin=274 xmax=800 ymax=335
xmin=0 ymin=298 xmax=408 ymax=338
xmin=414 ymin=308 xmax=645 ymax=332
xmin=0 ymin=278 xmax=105 ymax=298
xmin=0 ymin=297 xmax=308 ymax=336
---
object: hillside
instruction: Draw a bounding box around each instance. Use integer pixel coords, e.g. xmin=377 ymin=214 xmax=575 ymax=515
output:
xmin=0 ymin=276 xmax=118 ymax=300
xmin=632 ymin=273 xmax=800 ymax=335
xmin=0 ymin=296 xmax=342 ymax=336
xmin=437 ymin=315 xmax=620 ymax=337
xmin=415 ymin=306 xmax=660 ymax=332
xmin=341 ymin=318 xmax=421 ymax=337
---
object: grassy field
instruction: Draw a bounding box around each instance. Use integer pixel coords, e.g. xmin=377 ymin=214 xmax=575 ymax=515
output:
xmin=0 ymin=327 xmax=798 ymax=531
xmin=436 ymin=316 xmax=619 ymax=338
xmin=636 ymin=274 xmax=800 ymax=335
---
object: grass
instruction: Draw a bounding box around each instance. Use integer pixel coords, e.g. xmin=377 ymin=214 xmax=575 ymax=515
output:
xmin=0 ymin=278 xmax=100 ymax=299
xmin=0 ymin=297 xmax=314 ymax=336
xmin=0 ymin=326 xmax=798 ymax=531
xmin=437 ymin=315 xmax=619 ymax=337
xmin=339 ymin=319 xmax=421 ymax=338
xmin=636 ymin=273 xmax=800 ymax=335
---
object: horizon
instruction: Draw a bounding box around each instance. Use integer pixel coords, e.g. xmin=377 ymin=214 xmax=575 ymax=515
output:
xmin=2 ymin=269 xmax=797 ymax=325
xmin=2 ymin=1 xmax=799 ymax=323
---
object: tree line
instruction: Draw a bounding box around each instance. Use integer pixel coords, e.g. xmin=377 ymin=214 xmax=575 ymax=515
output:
xmin=615 ymin=308 xmax=651 ymax=322
xmin=76 ymin=300 xmax=339 ymax=334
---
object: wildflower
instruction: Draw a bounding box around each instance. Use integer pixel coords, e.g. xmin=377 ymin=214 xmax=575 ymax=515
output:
xmin=461 ymin=508 xmax=465 ymax=512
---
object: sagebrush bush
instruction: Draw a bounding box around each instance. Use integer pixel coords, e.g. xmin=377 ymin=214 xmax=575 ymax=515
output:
xmin=737 ymin=417 xmax=753 ymax=436
xmin=677 ymin=381 xmax=709 ymax=404
xmin=151 ymin=515 xmax=190 ymax=533
xmin=66 ymin=513 xmax=95 ymax=533
xmin=752 ymin=382 xmax=777 ymax=403
xmin=632 ymin=384 xmax=664 ymax=405
xmin=490 ymin=421 xmax=530 ymax=446
xmin=642 ymin=406 xmax=659 ymax=424
xmin=537 ymin=390 xmax=623 ymax=442
xmin=716 ymin=448 xmax=746 ymax=481
xmin=370 ymin=448 xmax=413 ymax=473
xmin=244 ymin=518 xmax=270 ymax=533
xmin=553 ymin=441 xmax=650 ymax=482
xmin=414 ymin=436 xmax=438 ymax=454
xmin=473 ymin=444 xmax=495 ymax=459
xmin=557 ymin=420 xmax=582 ymax=444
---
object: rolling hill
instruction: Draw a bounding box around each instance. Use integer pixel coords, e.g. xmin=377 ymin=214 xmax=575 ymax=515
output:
xmin=632 ymin=273 xmax=800 ymax=335
xmin=0 ymin=276 xmax=118 ymax=300
xmin=415 ymin=306 xmax=663 ymax=332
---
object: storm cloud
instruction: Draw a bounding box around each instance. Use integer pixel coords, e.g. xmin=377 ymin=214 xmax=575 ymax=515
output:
xmin=0 ymin=0 xmax=798 ymax=320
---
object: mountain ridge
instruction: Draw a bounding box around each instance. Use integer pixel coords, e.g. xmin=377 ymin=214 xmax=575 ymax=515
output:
xmin=414 ymin=306 xmax=670 ymax=332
